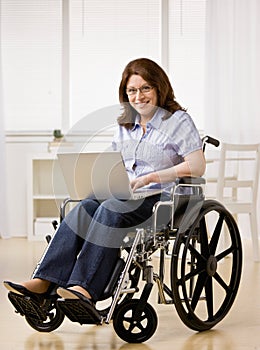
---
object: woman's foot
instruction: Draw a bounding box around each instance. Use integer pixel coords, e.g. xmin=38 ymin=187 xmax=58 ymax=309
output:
xmin=22 ymin=279 xmax=51 ymax=294
xmin=68 ymin=286 xmax=92 ymax=300
xmin=3 ymin=278 xmax=51 ymax=295
xmin=57 ymin=286 xmax=92 ymax=302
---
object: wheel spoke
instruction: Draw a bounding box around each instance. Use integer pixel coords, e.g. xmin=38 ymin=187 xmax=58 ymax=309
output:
xmin=178 ymin=263 xmax=205 ymax=286
xmin=209 ymin=213 xmax=225 ymax=255
xmin=216 ymin=246 xmax=234 ymax=261
xmin=188 ymin=243 xmax=207 ymax=263
xmin=190 ymin=272 xmax=208 ymax=310
xmin=178 ymin=242 xmax=207 ymax=285
xmin=199 ymin=218 xmax=210 ymax=258
xmin=205 ymin=277 xmax=214 ymax=319
xmin=213 ymin=271 xmax=230 ymax=292
xmin=126 ymin=313 xmax=147 ymax=333
xmin=127 ymin=322 xmax=136 ymax=332
xmin=139 ymin=314 xmax=147 ymax=322
xmin=123 ymin=316 xmax=132 ymax=323
xmin=135 ymin=321 xmax=145 ymax=332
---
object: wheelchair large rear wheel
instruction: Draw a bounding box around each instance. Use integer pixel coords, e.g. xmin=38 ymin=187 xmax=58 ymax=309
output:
xmin=171 ymin=199 xmax=242 ymax=331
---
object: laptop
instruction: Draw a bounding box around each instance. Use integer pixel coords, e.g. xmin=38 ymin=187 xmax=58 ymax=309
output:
xmin=57 ymin=152 xmax=162 ymax=200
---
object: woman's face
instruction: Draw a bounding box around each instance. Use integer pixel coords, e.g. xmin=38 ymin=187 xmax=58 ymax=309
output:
xmin=126 ymin=74 xmax=158 ymax=120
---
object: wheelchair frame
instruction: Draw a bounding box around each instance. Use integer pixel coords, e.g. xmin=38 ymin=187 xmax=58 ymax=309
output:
xmin=7 ymin=136 xmax=243 ymax=343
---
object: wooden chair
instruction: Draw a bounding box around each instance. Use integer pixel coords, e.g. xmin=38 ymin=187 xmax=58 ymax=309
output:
xmin=212 ymin=143 xmax=260 ymax=261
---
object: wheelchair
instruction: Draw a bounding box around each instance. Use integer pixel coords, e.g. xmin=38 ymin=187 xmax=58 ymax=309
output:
xmin=7 ymin=136 xmax=243 ymax=343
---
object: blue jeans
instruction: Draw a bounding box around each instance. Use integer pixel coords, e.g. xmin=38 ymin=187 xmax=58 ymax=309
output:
xmin=33 ymin=195 xmax=166 ymax=301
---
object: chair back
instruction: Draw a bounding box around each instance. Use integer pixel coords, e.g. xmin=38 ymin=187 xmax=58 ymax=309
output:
xmin=216 ymin=142 xmax=260 ymax=206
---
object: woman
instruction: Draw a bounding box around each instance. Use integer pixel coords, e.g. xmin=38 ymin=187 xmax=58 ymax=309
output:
xmin=4 ymin=58 xmax=205 ymax=311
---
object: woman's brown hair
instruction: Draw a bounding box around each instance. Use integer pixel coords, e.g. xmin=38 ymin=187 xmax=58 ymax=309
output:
xmin=118 ymin=58 xmax=186 ymax=128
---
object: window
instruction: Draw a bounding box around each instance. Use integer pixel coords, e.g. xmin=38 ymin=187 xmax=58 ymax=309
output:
xmin=1 ymin=0 xmax=207 ymax=132
xmin=1 ymin=0 xmax=62 ymax=131
xmin=168 ymin=0 xmax=207 ymax=129
xmin=69 ymin=0 xmax=161 ymax=128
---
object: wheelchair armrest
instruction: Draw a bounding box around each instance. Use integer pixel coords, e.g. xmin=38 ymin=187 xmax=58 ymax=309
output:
xmin=172 ymin=177 xmax=205 ymax=200
xmin=175 ymin=176 xmax=206 ymax=185
xmin=60 ymin=197 xmax=82 ymax=222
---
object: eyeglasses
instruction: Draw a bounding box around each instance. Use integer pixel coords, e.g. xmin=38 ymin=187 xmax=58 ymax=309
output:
xmin=126 ymin=85 xmax=154 ymax=96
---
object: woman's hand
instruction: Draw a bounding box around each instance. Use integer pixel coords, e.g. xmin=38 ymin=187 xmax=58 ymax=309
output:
xmin=130 ymin=175 xmax=150 ymax=192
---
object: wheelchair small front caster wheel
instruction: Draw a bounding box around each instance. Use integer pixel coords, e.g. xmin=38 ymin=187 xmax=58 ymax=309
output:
xmin=25 ymin=300 xmax=65 ymax=332
xmin=113 ymin=299 xmax=158 ymax=343
xmin=8 ymin=292 xmax=65 ymax=332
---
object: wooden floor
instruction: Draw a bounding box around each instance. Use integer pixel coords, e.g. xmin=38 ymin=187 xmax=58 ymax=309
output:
xmin=1 ymin=237 xmax=260 ymax=350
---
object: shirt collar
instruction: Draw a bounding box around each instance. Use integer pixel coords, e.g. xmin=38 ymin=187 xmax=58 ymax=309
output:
xmin=131 ymin=107 xmax=166 ymax=131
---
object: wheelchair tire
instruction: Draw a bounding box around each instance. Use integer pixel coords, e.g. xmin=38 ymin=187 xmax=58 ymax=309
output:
xmin=113 ymin=299 xmax=158 ymax=343
xmin=171 ymin=199 xmax=242 ymax=332
xmin=25 ymin=299 xmax=65 ymax=332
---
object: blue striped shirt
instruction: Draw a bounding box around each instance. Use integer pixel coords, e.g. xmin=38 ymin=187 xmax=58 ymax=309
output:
xmin=112 ymin=108 xmax=202 ymax=190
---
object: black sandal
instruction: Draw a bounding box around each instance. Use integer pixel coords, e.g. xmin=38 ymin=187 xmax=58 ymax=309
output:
xmin=3 ymin=281 xmax=47 ymax=304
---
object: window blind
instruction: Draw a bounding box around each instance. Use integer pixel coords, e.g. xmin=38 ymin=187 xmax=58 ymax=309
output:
xmin=1 ymin=0 xmax=206 ymax=132
xmin=69 ymin=0 xmax=161 ymax=127
xmin=168 ymin=0 xmax=207 ymax=129
xmin=1 ymin=0 xmax=62 ymax=131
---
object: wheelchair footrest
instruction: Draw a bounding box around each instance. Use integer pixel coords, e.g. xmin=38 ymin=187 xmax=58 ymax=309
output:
xmin=8 ymin=292 xmax=47 ymax=321
xmin=57 ymin=299 xmax=102 ymax=325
